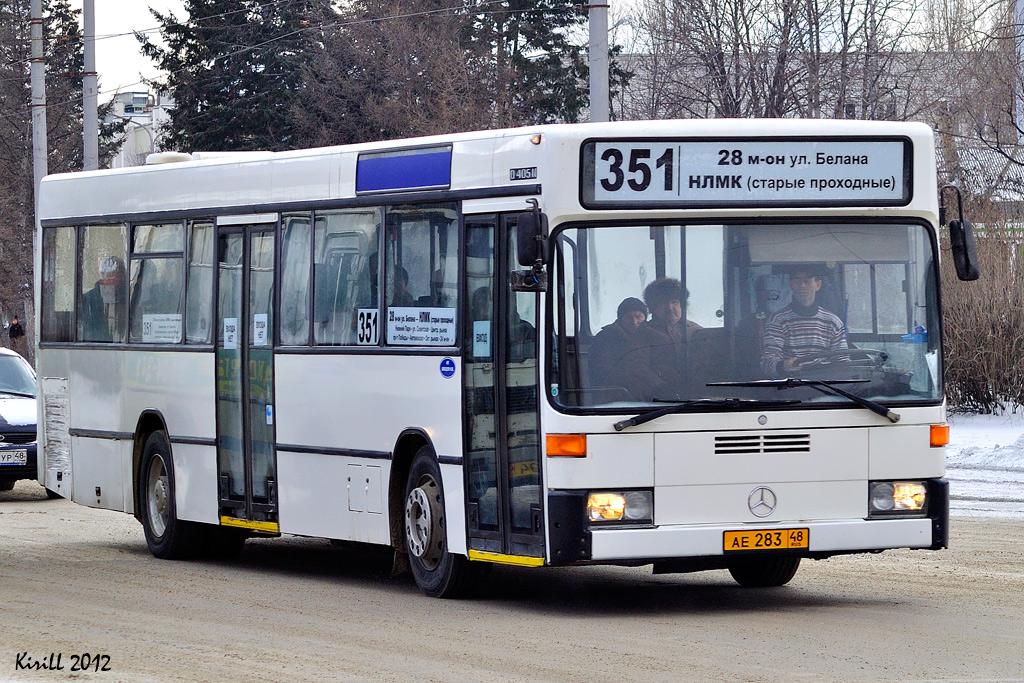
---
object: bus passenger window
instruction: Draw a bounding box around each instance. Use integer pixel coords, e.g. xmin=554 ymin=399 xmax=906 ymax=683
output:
xmin=383 ymin=204 xmax=459 ymax=347
xmin=78 ymin=224 xmax=128 ymax=343
xmin=312 ymin=209 xmax=379 ymax=346
xmin=41 ymin=226 xmax=76 ymax=343
xmin=186 ymin=221 xmax=215 ymax=344
xmin=129 ymin=223 xmax=185 ymax=344
xmin=279 ymin=214 xmax=312 ymax=345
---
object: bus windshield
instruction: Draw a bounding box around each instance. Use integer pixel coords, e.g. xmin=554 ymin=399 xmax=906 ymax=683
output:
xmin=550 ymin=221 xmax=941 ymax=410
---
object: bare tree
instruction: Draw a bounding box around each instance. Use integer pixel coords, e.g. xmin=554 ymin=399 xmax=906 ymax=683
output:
xmin=618 ymin=0 xmax=932 ymax=123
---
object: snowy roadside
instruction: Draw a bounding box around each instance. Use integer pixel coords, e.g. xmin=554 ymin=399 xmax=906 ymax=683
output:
xmin=947 ymin=412 xmax=1024 ymax=519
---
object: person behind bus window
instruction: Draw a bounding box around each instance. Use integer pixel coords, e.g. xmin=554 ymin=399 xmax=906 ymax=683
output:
xmin=589 ymin=297 xmax=660 ymax=400
xmin=634 ymin=278 xmax=702 ymax=398
xmin=390 ymin=266 xmax=415 ymax=307
xmin=760 ymin=265 xmax=848 ymax=377
xmin=80 ymin=256 xmax=126 ymax=342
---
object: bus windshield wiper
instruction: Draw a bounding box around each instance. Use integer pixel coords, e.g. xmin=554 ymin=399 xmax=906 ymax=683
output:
xmin=613 ymin=397 xmax=802 ymax=432
xmin=709 ymin=378 xmax=900 ymax=424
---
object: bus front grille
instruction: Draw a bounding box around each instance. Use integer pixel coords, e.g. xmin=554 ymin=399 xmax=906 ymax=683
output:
xmin=714 ymin=433 xmax=811 ymax=455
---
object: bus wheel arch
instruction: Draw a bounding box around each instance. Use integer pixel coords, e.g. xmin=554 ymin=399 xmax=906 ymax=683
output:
xmin=388 ymin=429 xmax=430 ymax=559
xmin=132 ymin=410 xmax=169 ymax=522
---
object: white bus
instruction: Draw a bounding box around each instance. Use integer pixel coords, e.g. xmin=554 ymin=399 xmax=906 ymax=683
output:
xmin=35 ymin=119 xmax=977 ymax=597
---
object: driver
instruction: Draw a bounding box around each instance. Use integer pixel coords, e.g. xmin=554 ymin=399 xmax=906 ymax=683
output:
xmin=760 ymin=265 xmax=848 ymax=377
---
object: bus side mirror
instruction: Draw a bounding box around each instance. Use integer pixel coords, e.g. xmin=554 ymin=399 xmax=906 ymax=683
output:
xmin=949 ymin=218 xmax=980 ymax=281
xmin=516 ymin=211 xmax=548 ymax=267
xmin=940 ymin=184 xmax=980 ymax=282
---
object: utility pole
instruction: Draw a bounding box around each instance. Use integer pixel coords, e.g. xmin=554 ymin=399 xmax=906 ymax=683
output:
xmin=588 ymin=2 xmax=609 ymax=123
xmin=1016 ymin=0 xmax=1024 ymax=139
xmin=83 ymin=0 xmax=98 ymax=170
xmin=30 ymin=0 xmax=48 ymax=211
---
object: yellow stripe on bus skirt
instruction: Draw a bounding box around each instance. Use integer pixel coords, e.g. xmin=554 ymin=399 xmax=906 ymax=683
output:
xmin=468 ymin=550 xmax=544 ymax=567
xmin=219 ymin=516 xmax=280 ymax=534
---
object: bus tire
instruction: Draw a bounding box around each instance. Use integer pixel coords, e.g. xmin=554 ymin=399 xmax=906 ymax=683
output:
xmin=138 ymin=431 xmax=204 ymax=560
xmin=0 ymin=479 xmax=14 ymax=491
xmin=727 ymin=556 xmax=801 ymax=587
xmin=404 ymin=446 xmax=482 ymax=598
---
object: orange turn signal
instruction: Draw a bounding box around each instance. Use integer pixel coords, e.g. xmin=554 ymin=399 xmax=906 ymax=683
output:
xmin=546 ymin=434 xmax=587 ymax=457
xmin=930 ymin=423 xmax=950 ymax=447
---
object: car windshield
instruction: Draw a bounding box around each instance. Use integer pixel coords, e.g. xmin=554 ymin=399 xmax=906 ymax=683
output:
xmin=549 ymin=221 xmax=941 ymax=410
xmin=0 ymin=355 xmax=36 ymax=397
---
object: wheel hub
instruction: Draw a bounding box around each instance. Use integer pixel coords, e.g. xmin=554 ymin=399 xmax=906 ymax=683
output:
xmin=147 ymin=455 xmax=169 ymax=537
xmin=405 ymin=476 xmax=443 ymax=570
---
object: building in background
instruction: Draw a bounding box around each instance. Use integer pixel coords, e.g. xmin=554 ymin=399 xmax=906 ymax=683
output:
xmin=103 ymin=91 xmax=174 ymax=168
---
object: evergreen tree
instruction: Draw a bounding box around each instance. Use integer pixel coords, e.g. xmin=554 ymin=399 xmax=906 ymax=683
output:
xmin=466 ymin=0 xmax=590 ymax=126
xmin=139 ymin=0 xmax=334 ymax=152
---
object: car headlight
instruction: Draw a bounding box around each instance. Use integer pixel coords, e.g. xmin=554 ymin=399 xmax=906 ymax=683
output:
xmin=587 ymin=490 xmax=653 ymax=524
xmin=869 ymin=480 xmax=928 ymax=516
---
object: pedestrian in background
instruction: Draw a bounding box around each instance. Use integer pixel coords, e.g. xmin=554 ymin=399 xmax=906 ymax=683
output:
xmin=8 ymin=316 xmax=25 ymax=356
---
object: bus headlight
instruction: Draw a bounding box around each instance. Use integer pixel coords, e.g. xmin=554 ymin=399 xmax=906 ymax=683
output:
xmin=587 ymin=490 xmax=653 ymax=524
xmin=869 ymin=481 xmax=928 ymax=516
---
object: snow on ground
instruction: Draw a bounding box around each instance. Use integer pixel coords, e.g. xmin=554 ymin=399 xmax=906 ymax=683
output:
xmin=947 ymin=412 xmax=1024 ymax=519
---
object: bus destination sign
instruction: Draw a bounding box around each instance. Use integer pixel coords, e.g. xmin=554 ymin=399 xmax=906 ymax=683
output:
xmin=581 ymin=139 xmax=911 ymax=208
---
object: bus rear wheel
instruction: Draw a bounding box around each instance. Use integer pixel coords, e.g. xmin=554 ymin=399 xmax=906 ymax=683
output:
xmin=138 ymin=431 xmax=204 ymax=560
xmin=727 ymin=556 xmax=801 ymax=587
xmin=404 ymin=446 xmax=484 ymax=598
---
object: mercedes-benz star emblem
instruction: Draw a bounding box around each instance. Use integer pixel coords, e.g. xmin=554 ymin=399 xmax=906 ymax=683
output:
xmin=748 ymin=486 xmax=777 ymax=518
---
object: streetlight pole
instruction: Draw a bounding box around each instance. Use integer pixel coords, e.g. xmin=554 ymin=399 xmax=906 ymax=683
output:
xmin=83 ymin=0 xmax=98 ymax=170
xmin=588 ymin=2 xmax=609 ymax=123
xmin=30 ymin=0 xmax=48 ymax=211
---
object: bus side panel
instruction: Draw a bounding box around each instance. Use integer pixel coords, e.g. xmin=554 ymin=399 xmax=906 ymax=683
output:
xmin=69 ymin=436 xmax=127 ymax=511
xmin=171 ymin=444 xmax=219 ymax=524
xmin=439 ymin=464 xmax=467 ymax=555
xmin=37 ymin=348 xmax=72 ymax=497
xmin=276 ymin=453 xmax=391 ymax=543
xmin=274 ymin=354 xmax=463 ymax=545
xmin=122 ymin=350 xmax=217 ymax=442
xmin=122 ymin=350 xmax=216 ymax=519
xmin=64 ymin=350 xmax=125 ymax=511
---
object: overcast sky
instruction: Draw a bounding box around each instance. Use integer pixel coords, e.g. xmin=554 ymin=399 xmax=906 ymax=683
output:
xmin=69 ymin=1 xmax=186 ymax=97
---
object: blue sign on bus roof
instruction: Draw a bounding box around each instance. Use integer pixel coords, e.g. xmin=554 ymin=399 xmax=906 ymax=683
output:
xmin=356 ymin=146 xmax=452 ymax=194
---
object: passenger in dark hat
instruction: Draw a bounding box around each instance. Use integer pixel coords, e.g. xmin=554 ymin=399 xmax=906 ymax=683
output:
xmin=634 ymin=277 xmax=702 ymax=399
xmin=589 ymin=297 xmax=660 ymax=399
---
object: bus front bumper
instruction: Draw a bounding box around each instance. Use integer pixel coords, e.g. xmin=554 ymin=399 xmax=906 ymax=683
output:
xmin=547 ymin=480 xmax=948 ymax=565
xmin=589 ymin=516 xmax=935 ymax=562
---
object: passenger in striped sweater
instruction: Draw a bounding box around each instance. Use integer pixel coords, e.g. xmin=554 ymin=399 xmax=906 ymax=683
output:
xmin=760 ymin=266 xmax=848 ymax=377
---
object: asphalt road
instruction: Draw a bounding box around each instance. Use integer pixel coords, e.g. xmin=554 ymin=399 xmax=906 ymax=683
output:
xmin=1 ymin=480 xmax=1022 ymax=682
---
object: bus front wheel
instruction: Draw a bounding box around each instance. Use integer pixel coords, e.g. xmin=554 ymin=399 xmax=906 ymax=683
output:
xmin=138 ymin=431 xmax=204 ymax=560
xmin=404 ymin=446 xmax=483 ymax=598
xmin=727 ymin=556 xmax=801 ymax=587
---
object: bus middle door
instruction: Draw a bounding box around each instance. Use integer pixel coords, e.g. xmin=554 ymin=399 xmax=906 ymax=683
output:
xmin=215 ymin=220 xmax=278 ymax=534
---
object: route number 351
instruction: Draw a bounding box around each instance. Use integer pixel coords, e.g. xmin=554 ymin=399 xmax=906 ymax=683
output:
xmin=598 ymin=146 xmax=675 ymax=193
xmin=357 ymin=309 xmax=379 ymax=345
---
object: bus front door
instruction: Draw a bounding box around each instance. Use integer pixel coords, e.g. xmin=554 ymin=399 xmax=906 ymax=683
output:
xmin=215 ymin=224 xmax=278 ymax=533
xmin=463 ymin=215 xmax=544 ymax=562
